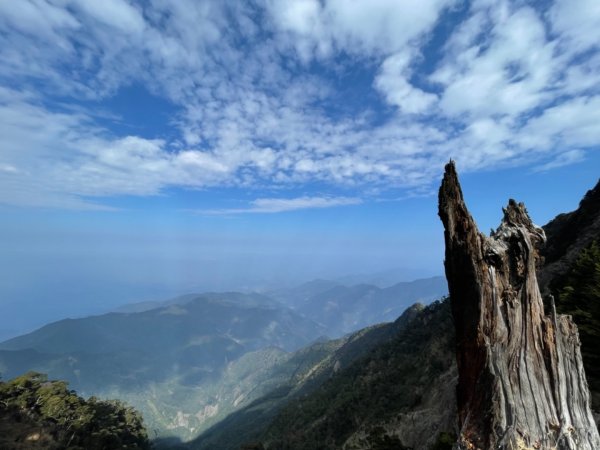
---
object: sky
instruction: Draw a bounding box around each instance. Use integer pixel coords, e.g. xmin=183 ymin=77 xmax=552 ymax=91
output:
xmin=1 ymin=0 xmax=599 ymax=336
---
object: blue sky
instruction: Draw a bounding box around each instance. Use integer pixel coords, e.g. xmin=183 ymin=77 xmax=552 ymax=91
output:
xmin=0 ymin=0 xmax=599 ymax=334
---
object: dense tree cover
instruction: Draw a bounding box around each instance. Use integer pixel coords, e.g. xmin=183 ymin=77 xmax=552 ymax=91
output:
xmin=188 ymin=318 xmax=411 ymax=450
xmin=551 ymin=240 xmax=600 ymax=408
xmin=0 ymin=371 xmax=149 ymax=449
xmin=260 ymin=300 xmax=455 ymax=450
xmin=542 ymin=179 xmax=600 ymax=268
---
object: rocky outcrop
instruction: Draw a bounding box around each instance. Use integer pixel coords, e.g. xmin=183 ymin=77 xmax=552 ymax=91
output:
xmin=438 ymin=161 xmax=600 ymax=450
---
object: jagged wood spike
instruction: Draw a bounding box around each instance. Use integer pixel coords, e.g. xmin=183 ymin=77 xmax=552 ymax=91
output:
xmin=438 ymin=161 xmax=599 ymax=450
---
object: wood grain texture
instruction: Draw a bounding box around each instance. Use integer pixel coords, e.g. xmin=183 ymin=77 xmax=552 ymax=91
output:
xmin=438 ymin=161 xmax=599 ymax=450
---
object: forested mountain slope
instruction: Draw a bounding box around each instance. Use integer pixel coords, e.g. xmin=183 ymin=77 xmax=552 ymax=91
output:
xmin=184 ymin=301 xmax=453 ymax=450
xmin=0 ymin=294 xmax=325 ymax=440
xmin=538 ymin=179 xmax=600 ymax=410
xmin=0 ymin=372 xmax=149 ymax=449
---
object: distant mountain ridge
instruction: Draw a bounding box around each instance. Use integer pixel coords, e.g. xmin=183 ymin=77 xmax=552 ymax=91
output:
xmin=333 ymin=267 xmax=437 ymax=288
xmin=0 ymin=293 xmax=326 ymax=439
xmin=270 ymin=275 xmax=448 ymax=337
xmin=0 ymin=293 xmax=318 ymax=356
xmin=0 ymin=277 xmax=446 ymax=442
xmin=113 ymin=292 xmax=281 ymax=314
xmin=112 ymin=275 xmax=447 ymax=339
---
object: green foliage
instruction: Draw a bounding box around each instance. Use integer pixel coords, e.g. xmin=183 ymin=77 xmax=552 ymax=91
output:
xmin=188 ymin=318 xmax=407 ymax=450
xmin=260 ymin=300 xmax=456 ymax=450
xmin=362 ymin=427 xmax=411 ymax=450
xmin=552 ymin=240 xmax=600 ymax=408
xmin=430 ymin=432 xmax=456 ymax=450
xmin=240 ymin=444 xmax=265 ymax=450
xmin=0 ymin=371 xmax=149 ymax=449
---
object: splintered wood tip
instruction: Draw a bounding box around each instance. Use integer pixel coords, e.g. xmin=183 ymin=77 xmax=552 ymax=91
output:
xmin=439 ymin=159 xmax=465 ymax=212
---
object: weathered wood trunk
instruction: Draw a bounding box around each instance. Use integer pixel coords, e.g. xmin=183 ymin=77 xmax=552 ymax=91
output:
xmin=438 ymin=161 xmax=600 ymax=450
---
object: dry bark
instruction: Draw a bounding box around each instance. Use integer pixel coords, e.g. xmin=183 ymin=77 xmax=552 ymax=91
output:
xmin=438 ymin=161 xmax=600 ymax=450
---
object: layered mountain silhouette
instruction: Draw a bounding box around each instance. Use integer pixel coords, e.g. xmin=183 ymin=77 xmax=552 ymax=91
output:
xmin=270 ymin=276 xmax=447 ymax=337
xmin=0 ymin=278 xmax=446 ymax=442
xmin=0 ymin=293 xmax=324 ymax=438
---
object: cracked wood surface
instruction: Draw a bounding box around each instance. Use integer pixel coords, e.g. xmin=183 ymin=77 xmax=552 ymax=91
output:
xmin=438 ymin=161 xmax=599 ymax=450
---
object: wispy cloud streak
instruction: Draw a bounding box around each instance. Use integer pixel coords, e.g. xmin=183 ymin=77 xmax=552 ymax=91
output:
xmin=197 ymin=196 xmax=362 ymax=215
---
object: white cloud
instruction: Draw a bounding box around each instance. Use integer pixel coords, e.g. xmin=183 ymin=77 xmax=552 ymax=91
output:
xmin=0 ymin=0 xmax=80 ymax=38
xmin=0 ymin=88 xmax=450 ymax=208
xmin=533 ymin=149 xmax=585 ymax=172
xmin=434 ymin=4 xmax=557 ymax=119
xmin=68 ymin=0 xmax=146 ymax=34
xmin=375 ymin=51 xmax=437 ymax=114
xmin=549 ymin=0 xmax=600 ymax=54
xmin=266 ymin=0 xmax=452 ymax=109
xmin=515 ymin=95 xmax=600 ymax=151
xmin=266 ymin=0 xmax=456 ymax=57
xmin=200 ymin=196 xmax=362 ymax=215
xmin=0 ymin=96 xmax=235 ymax=206
xmin=0 ymin=0 xmax=598 ymax=210
xmin=0 ymin=163 xmax=19 ymax=173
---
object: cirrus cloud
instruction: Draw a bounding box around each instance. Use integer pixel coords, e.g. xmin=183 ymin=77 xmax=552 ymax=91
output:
xmin=198 ymin=196 xmax=362 ymax=215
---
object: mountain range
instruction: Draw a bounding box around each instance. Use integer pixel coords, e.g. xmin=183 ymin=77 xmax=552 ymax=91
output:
xmin=269 ymin=276 xmax=447 ymax=337
xmin=0 ymin=277 xmax=447 ymax=442
xmin=0 ymin=293 xmax=324 ymax=439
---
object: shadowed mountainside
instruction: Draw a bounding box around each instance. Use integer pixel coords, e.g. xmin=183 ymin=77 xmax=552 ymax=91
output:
xmin=539 ymin=178 xmax=600 ymax=293
xmin=538 ymin=178 xmax=600 ymax=411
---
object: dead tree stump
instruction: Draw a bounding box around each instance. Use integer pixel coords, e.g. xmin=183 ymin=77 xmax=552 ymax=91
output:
xmin=438 ymin=161 xmax=599 ymax=450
